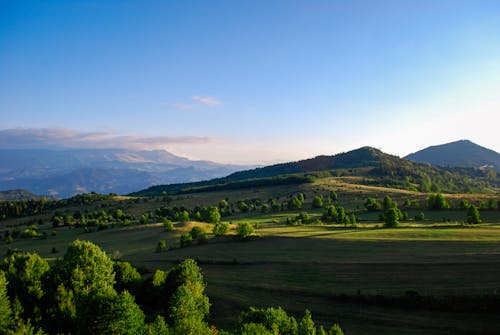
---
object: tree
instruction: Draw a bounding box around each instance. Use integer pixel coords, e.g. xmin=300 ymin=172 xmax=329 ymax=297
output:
xmin=364 ymin=198 xmax=381 ymax=211
xmin=237 ymin=223 xmax=254 ymax=239
xmin=163 ymin=219 xmax=174 ymax=231
xmin=328 ymin=324 xmax=344 ymax=335
xmin=467 ymin=205 xmax=481 ymax=224
xmin=0 ymin=270 xmax=12 ymax=332
xmin=382 ymin=196 xmax=396 ymax=212
xmin=298 ymin=309 xmax=316 ymax=335
xmin=312 ymin=196 xmax=323 ymax=209
xmin=113 ymin=260 xmax=141 ymax=292
xmin=288 ymin=196 xmax=303 ymax=210
xmin=57 ymin=240 xmax=116 ymax=297
xmin=427 ymin=193 xmax=450 ymax=210
xmin=206 ymin=207 xmax=221 ymax=224
xmin=156 ymin=240 xmax=168 ymax=252
xmin=384 ymin=207 xmax=399 ymax=227
xmin=2 ymin=252 xmax=49 ymax=320
xmin=76 ymin=291 xmax=145 ymax=335
xmin=240 ymin=322 xmax=274 ymax=335
xmin=239 ymin=306 xmax=298 ymax=334
xmin=213 ymin=222 xmax=230 ymax=236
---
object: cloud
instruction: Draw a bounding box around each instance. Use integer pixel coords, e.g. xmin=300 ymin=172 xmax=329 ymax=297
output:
xmin=0 ymin=128 xmax=214 ymax=150
xmin=192 ymin=95 xmax=222 ymax=106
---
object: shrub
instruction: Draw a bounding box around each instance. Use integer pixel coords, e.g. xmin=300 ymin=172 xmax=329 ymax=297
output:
xmin=237 ymin=223 xmax=254 ymax=239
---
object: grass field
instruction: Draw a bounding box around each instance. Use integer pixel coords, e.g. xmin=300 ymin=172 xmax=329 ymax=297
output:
xmin=3 ymin=218 xmax=500 ymax=334
xmin=1 ymin=180 xmax=499 ymax=334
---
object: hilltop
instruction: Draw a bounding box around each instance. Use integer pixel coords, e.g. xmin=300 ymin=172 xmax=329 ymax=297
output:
xmin=405 ymin=140 xmax=500 ymax=171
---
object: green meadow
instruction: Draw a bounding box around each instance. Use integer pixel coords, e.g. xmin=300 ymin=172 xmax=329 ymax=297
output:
xmin=1 ymin=180 xmax=499 ymax=334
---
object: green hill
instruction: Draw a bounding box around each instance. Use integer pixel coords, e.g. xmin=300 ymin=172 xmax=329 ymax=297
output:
xmin=131 ymin=146 xmax=499 ymax=196
xmin=405 ymin=140 xmax=500 ymax=171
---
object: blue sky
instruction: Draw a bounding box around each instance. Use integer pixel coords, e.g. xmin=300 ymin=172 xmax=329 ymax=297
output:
xmin=1 ymin=0 xmax=499 ymax=164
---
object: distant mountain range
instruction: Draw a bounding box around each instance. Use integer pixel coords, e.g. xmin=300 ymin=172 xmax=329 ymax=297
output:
xmin=405 ymin=140 xmax=500 ymax=171
xmin=0 ymin=149 xmax=249 ymax=198
xmin=1 ymin=140 xmax=498 ymax=199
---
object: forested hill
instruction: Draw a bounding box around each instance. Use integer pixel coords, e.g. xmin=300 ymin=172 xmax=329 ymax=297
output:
xmin=405 ymin=140 xmax=500 ymax=171
xmin=132 ymin=147 xmax=499 ymax=196
xmin=0 ymin=189 xmax=50 ymax=201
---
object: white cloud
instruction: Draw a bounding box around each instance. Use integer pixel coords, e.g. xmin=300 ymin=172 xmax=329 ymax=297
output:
xmin=192 ymin=95 xmax=222 ymax=106
xmin=0 ymin=127 xmax=215 ymax=151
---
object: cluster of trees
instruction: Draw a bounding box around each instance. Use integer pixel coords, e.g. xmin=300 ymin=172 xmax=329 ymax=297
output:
xmin=239 ymin=307 xmax=343 ymax=335
xmin=51 ymin=208 xmax=135 ymax=228
xmin=0 ymin=241 xmax=336 ymax=334
xmin=322 ymin=205 xmax=357 ymax=226
xmin=0 ymin=193 xmax=116 ymax=221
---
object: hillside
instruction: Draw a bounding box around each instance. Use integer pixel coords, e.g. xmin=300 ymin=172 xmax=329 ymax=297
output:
xmin=0 ymin=189 xmax=49 ymax=201
xmin=405 ymin=140 xmax=500 ymax=170
xmin=133 ymin=146 xmax=499 ymax=196
xmin=0 ymin=148 xmax=248 ymax=198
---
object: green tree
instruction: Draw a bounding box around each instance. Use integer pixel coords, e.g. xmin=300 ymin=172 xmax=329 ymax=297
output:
xmin=239 ymin=306 xmax=298 ymax=335
xmin=328 ymin=324 xmax=344 ymax=335
xmin=312 ymin=196 xmax=324 ymax=209
xmin=2 ymin=252 xmax=49 ymax=320
xmin=384 ymin=207 xmax=399 ymax=227
xmin=467 ymin=205 xmax=481 ymax=224
xmin=364 ymin=198 xmax=381 ymax=211
xmin=57 ymin=240 xmax=116 ymax=297
xmin=145 ymin=315 xmax=170 ymax=335
xmin=382 ymin=196 xmax=396 ymax=211
xmin=240 ymin=322 xmax=274 ymax=335
xmin=0 ymin=270 xmax=12 ymax=332
xmin=163 ymin=218 xmax=174 ymax=231
xmin=207 ymin=206 xmax=221 ymax=224
xmin=298 ymin=309 xmax=316 ymax=335
xmin=113 ymin=260 xmax=141 ymax=292
xmin=76 ymin=291 xmax=145 ymax=335
xmin=427 ymin=193 xmax=450 ymax=210
xmin=237 ymin=223 xmax=254 ymax=239
xmin=156 ymin=240 xmax=168 ymax=252
xmin=213 ymin=222 xmax=230 ymax=236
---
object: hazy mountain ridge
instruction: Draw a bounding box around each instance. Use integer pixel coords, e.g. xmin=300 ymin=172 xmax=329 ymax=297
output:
xmin=405 ymin=140 xmax=500 ymax=171
xmin=0 ymin=149 xmax=249 ymax=197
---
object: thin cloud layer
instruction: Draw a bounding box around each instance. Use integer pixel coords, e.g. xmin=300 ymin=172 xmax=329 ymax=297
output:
xmin=0 ymin=128 xmax=214 ymax=150
xmin=192 ymin=96 xmax=221 ymax=106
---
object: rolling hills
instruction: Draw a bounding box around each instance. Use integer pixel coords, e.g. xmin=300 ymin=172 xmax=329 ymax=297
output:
xmin=133 ymin=146 xmax=499 ymax=196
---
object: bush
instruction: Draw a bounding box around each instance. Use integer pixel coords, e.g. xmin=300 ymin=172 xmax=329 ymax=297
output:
xmin=213 ymin=222 xmax=230 ymax=236
xmin=237 ymin=223 xmax=254 ymax=239
xmin=156 ymin=240 xmax=167 ymax=252
xmin=163 ymin=218 xmax=174 ymax=231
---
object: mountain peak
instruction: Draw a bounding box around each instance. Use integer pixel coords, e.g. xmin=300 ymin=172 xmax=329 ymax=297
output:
xmin=405 ymin=140 xmax=499 ymax=170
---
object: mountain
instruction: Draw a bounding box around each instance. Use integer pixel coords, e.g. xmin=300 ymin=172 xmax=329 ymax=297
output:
xmin=405 ymin=140 xmax=500 ymax=171
xmin=0 ymin=149 xmax=249 ymax=198
xmin=134 ymin=146 xmax=499 ymax=196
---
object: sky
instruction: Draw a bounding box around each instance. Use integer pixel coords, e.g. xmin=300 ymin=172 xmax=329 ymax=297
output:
xmin=1 ymin=0 xmax=499 ymax=164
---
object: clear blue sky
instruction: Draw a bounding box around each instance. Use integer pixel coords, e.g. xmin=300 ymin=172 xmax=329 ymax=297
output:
xmin=1 ymin=0 xmax=499 ymax=163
